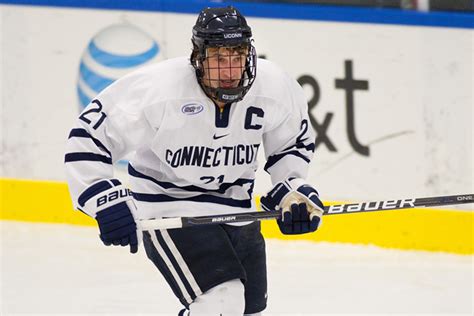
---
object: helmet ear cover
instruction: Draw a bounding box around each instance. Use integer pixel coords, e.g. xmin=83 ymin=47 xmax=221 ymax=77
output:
xmin=190 ymin=42 xmax=204 ymax=77
xmin=190 ymin=6 xmax=257 ymax=103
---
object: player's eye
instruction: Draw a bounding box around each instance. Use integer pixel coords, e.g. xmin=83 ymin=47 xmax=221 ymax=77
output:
xmin=218 ymin=56 xmax=228 ymax=63
xmin=232 ymin=56 xmax=243 ymax=64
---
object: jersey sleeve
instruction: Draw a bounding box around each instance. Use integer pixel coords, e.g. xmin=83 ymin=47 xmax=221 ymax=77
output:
xmin=64 ymin=70 xmax=159 ymax=210
xmin=262 ymin=76 xmax=316 ymax=185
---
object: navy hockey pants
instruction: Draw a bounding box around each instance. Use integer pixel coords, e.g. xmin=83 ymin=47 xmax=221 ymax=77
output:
xmin=143 ymin=221 xmax=267 ymax=314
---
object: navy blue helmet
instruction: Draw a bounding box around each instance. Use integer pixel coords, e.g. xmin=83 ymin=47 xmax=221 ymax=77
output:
xmin=191 ymin=6 xmax=257 ymax=103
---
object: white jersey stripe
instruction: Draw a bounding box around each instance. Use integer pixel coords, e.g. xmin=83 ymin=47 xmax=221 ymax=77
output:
xmin=160 ymin=230 xmax=203 ymax=298
xmin=149 ymin=230 xmax=194 ymax=304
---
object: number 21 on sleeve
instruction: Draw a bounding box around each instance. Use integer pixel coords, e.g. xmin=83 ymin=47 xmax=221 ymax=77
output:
xmin=79 ymin=99 xmax=107 ymax=130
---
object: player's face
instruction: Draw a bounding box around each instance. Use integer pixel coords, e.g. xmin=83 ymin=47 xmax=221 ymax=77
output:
xmin=202 ymin=46 xmax=248 ymax=90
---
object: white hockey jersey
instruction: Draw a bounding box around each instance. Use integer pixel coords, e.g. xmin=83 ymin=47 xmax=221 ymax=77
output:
xmin=65 ymin=57 xmax=315 ymax=220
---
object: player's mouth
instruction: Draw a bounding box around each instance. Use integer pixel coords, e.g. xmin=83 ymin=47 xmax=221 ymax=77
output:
xmin=220 ymin=80 xmax=238 ymax=88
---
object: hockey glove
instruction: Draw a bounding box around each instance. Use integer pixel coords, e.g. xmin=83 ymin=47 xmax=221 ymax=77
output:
xmin=78 ymin=179 xmax=142 ymax=253
xmin=261 ymin=178 xmax=324 ymax=235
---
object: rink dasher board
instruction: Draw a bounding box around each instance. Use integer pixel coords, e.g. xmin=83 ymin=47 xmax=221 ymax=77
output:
xmin=1 ymin=178 xmax=472 ymax=254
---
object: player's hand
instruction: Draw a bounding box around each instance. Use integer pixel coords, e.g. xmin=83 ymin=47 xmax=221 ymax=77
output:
xmin=260 ymin=178 xmax=324 ymax=235
xmin=78 ymin=179 xmax=142 ymax=253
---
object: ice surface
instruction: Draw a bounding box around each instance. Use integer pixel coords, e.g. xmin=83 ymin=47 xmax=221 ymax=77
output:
xmin=1 ymin=221 xmax=472 ymax=315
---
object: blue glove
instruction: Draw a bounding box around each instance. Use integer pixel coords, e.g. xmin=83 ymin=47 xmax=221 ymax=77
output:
xmin=78 ymin=179 xmax=141 ymax=253
xmin=261 ymin=178 xmax=324 ymax=235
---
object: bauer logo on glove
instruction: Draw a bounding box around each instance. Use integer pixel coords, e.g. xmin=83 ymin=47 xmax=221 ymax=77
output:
xmin=96 ymin=188 xmax=132 ymax=207
xmin=261 ymin=178 xmax=324 ymax=235
xmin=78 ymin=179 xmax=142 ymax=253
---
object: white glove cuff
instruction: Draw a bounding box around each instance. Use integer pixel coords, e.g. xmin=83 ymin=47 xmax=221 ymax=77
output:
xmin=78 ymin=179 xmax=135 ymax=218
xmin=282 ymin=178 xmax=323 ymax=217
xmin=83 ymin=185 xmax=133 ymax=218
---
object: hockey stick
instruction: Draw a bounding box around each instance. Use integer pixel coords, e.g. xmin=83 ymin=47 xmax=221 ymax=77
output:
xmin=139 ymin=193 xmax=473 ymax=230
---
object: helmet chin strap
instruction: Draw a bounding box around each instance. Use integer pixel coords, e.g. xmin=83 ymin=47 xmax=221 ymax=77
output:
xmin=198 ymin=77 xmax=245 ymax=104
xmin=215 ymin=87 xmax=244 ymax=103
xmin=199 ymin=66 xmax=249 ymax=104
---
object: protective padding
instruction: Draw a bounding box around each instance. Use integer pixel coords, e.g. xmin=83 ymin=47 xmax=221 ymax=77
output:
xmin=189 ymin=279 xmax=245 ymax=315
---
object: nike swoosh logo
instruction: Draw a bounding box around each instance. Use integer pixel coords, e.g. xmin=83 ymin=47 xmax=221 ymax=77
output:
xmin=213 ymin=133 xmax=229 ymax=140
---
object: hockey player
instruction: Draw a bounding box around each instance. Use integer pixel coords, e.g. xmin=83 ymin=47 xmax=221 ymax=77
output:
xmin=65 ymin=6 xmax=324 ymax=315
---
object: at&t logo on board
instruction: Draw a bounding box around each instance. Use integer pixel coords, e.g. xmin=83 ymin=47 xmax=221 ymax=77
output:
xmin=77 ymin=24 xmax=160 ymax=110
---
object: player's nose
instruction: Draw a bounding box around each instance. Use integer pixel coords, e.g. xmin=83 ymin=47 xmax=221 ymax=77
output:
xmin=219 ymin=67 xmax=231 ymax=79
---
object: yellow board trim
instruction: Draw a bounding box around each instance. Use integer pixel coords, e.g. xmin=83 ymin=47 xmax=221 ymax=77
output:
xmin=1 ymin=178 xmax=472 ymax=254
xmin=1 ymin=178 xmax=95 ymax=226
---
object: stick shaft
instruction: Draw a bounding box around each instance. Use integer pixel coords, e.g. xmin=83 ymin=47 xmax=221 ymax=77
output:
xmin=325 ymin=193 xmax=473 ymax=215
xmin=138 ymin=193 xmax=473 ymax=230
